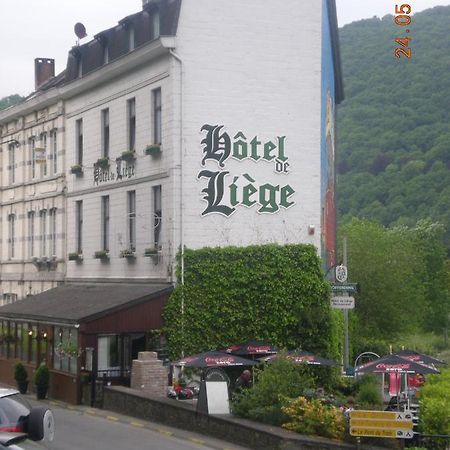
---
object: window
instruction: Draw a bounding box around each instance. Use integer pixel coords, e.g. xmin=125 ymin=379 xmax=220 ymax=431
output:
xmin=153 ymin=10 xmax=160 ymax=39
xmin=101 ymin=196 xmax=110 ymax=252
xmin=76 ymin=119 xmax=83 ymax=166
xmin=8 ymin=143 xmax=15 ymax=185
xmin=128 ymin=26 xmax=135 ymax=51
xmin=127 ymin=191 xmax=136 ymax=251
xmin=40 ymin=133 xmax=47 ymax=177
xmin=103 ymin=43 xmax=109 ymax=64
xmin=76 ymin=200 xmax=83 ymax=254
xmin=40 ymin=210 xmax=47 ymax=257
xmin=30 ymin=137 xmax=36 ymax=179
xmin=50 ymin=129 xmax=57 ymax=174
xmin=153 ymin=185 xmax=162 ymax=246
xmin=127 ymin=98 xmax=136 ymax=151
xmin=152 ymin=88 xmax=162 ymax=145
xmin=2 ymin=294 xmax=17 ymax=306
xmin=98 ymin=335 xmax=122 ymax=377
xmin=49 ymin=208 xmax=57 ymax=256
xmin=28 ymin=211 xmax=35 ymax=257
xmin=8 ymin=214 xmax=15 ymax=259
xmin=101 ymin=109 xmax=109 ymax=158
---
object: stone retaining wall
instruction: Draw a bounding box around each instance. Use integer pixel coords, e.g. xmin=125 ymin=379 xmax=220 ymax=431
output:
xmin=103 ymin=386 xmax=388 ymax=450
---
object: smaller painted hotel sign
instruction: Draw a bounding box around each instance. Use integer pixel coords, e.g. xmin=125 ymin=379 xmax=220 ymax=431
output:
xmin=198 ymin=125 xmax=295 ymax=216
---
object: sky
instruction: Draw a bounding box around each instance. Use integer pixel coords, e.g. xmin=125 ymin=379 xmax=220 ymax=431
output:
xmin=1 ymin=0 xmax=450 ymax=98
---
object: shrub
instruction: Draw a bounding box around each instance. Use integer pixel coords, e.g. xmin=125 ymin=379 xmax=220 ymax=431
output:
xmin=281 ymin=396 xmax=346 ymax=440
xmin=14 ymin=363 xmax=28 ymax=383
xmin=355 ymin=374 xmax=383 ymax=408
xmin=34 ymin=363 xmax=50 ymax=387
xmin=231 ymin=355 xmax=314 ymax=426
xmin=419 ymin=368 xmax=450 ymax=435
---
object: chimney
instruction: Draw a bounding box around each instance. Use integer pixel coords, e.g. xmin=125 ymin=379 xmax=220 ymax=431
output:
xmin=34 ymin=58 xmax=55 ymax=91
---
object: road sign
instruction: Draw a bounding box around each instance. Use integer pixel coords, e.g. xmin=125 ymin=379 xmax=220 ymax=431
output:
xmin=349 ymin=410 xmax=414 ymax=439
xmin=330 ymin=282 xmax=358 ymax=293
xmin=335 ymin=264 xmax=348 ymax=282
xmin=331 ymin=296 xmax=355 ymax=309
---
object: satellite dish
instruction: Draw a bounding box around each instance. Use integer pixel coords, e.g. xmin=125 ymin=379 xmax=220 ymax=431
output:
xmin=74 ymin=23 xmax=87 ymax=40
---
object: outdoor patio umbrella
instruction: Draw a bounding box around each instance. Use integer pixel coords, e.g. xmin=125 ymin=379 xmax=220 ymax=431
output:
xmin=393 ymin=349 xmax=446 ymax=366
xmin=221 ymin=339 xmax=278 ymax=356
xmin=260 ymin=350 xmax=339 ymax=366
xmin=355 ymin=354 xmax=440 ymax=375
xmin=171 ymin=350 xmax=259 ymax=368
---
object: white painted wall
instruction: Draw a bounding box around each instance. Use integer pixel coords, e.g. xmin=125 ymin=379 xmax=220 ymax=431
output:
xmin=175 ymin=0 xmax=324 ymax=250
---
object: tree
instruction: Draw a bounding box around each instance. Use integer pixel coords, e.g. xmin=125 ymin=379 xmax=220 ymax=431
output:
xmin=0 ymin=94 xmax=25 ymax=111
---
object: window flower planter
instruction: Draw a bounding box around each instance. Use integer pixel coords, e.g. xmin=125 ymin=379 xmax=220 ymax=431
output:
xmin=144 ymin=144 xmax=161 ymax=156
xmin=121 ymin=150 xmax=136 ymax=162
xmin=120 ymin=249 xmax=136 ymax=258
xmin=144 ymin=246 xmax=161 ymax=256
xmin=94 ymin=250 xmax=109 ymax=260
xmin=95 ymin=157 xmax=110 ymax=169
xmin=68 ymin=252 xmax=83 ymax=261
xmin=70 ymin=164 xmax=83 ymax=175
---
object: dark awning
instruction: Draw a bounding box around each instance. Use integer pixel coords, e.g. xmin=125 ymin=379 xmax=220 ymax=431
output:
xmin=0 ymin=283 xmax=173 ymax=326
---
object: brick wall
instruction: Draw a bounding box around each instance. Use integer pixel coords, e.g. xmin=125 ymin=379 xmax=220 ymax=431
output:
xmin=130 ymin=351 xmax=168 ymax=397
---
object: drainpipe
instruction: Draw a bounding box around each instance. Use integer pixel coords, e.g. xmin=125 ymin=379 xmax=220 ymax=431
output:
xmin=169 ymin=48 xmax=185 ymax=356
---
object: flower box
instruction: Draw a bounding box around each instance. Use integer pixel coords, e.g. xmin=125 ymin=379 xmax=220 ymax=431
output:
xmin=68 ymin=252 xmax=83 ymax=261
xmin=95 ymin=157 xmax=110 ymax=169
xmin=121 ymin=150 xmax=136 ymax=161
xmin=144 ymin=144 xmax=161 ymax=156
xmin=94 ymin=250 xmax=109 ymax=260
xmin=70 ymin=164 xmax=83 ymax=175
xmin=120 ymin=249 xmax=136 ymax=258
xmin=144 ymin=246 xmax=161 ymax=256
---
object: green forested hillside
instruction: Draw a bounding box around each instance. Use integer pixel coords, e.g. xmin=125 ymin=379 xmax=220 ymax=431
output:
xmin=0 ymin=95 xmax=25 ymax=111
xmin=337 ymin=6 xmax=450 ymax=246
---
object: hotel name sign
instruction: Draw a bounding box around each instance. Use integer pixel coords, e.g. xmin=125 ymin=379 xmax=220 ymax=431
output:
xmin=93 ymin=159 xmax=136 ymax=186
xmin=198 ymin=124 xmax=296 ymax=216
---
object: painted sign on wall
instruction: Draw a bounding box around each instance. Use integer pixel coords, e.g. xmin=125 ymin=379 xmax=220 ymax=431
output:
xmin=197 ymin=124 xmax=295 ymax=216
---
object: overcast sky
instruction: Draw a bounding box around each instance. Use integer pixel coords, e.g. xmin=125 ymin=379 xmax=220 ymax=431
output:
xmin=1 ymin=0 xmax=449 ymax=98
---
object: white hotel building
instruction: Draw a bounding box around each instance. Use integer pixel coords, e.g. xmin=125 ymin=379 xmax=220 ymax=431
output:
xmin=0 ymin=0 xmax=342 ymax=403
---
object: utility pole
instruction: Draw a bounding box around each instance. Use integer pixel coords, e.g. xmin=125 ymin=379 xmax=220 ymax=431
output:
xmin=343 ymin=237 xmax=350 ymax=372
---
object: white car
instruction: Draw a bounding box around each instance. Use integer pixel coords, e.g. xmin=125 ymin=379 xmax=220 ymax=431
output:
xmin=0 ymin=389 xmax=54 ymax=449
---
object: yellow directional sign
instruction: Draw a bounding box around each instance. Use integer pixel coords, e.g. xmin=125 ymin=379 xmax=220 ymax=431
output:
xmin=351 ymin=419 xmax=413 ymax=430
xmin=349 ymin=410 xmax=414 ymax=439
xmin=350 ymin=428 xmax=414 ymax=439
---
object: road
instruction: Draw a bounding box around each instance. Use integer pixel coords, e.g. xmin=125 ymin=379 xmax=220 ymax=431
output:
xmin=20 ymin=398 xmax=249 ymax=450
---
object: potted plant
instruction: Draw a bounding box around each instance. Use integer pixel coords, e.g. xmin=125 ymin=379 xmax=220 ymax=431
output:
xmin=68 ymin=252 xmax=83 ymax=261
xmin=70 ymin=164 xmax=83 ymax=175
xmin=94 ymin=250 xmax=109 ymax=260
xmin=95 ymin=157 xmax=109 ymax=169
xmin=121 ymin=150 xmax=136 ymax=161
xmin=144 ymin=245 xmax=161 ymax=256
xmin=34 ymin=362 xmax=50 ymax=400
xmin=14 ymin=362 xmax=29 ymax=394
xmin=120 ymin=248 xmax=135 ymax=258
xmin=144 ymin=144 xmax=161 ymax=156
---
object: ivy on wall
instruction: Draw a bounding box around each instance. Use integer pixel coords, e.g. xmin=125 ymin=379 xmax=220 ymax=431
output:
xmin=163 ymin=244 xmax=339 ymax=360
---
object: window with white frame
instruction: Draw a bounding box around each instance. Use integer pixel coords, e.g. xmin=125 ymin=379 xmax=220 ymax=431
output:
xmin=76 ymin=119 xmax=83 ymax=165
xmin=40 ymin=210 xmax=47 ymax=256
xmin=128 ymin=26 xmax=135 ymax=51
xmin=28 ymin=211 xmax=35 ymax=257
xmin=8 ymin=214 xmax=15 ymax=259
xmin=50 ymin=129 xmax=57 ymax=174
xmin=127 ymin=98 xmax=136 ymax=151
xmin=8 ymin=143 xmax=15 ymax=185
xmin=30 ymin=137 xmax=36 ymax=179
xmin=152 ymin=88 xmax=162 ymax=145
xmin=49 ymin=208 xmax=57 ymax=256
xmin=76 ymin=200 xmax=83 ymax=254
xmin=40 ymin=133 xmax=47 ymax=177
xmin=127 ymin=190 xmax=136 ymax=251
xmin=101 ymin=109 xmax=109 ymax=158
xmin=153 ymin=185 xmax=162 ymax=246
xmin=1 ymin=293 xmax=17 ymax=306
xmin=101 ymin=196 xmax=109 ymax=252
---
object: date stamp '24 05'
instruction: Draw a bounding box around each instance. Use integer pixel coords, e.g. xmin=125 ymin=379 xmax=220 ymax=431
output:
xmin=394 ymin=4 xmax=412 ymax=59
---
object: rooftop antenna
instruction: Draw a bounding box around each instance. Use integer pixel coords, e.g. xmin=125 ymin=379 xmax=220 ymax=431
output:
xmin=74 ymin=22 xmax=87 ymax=46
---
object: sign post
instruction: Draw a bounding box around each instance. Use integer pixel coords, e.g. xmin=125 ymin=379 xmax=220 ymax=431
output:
xmin=349 ymin=410 xmax=414 ymax=440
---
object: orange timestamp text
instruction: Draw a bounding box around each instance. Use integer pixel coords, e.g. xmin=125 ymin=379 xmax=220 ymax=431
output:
xmin=394 ymin=4 xmax=412 ymax=59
